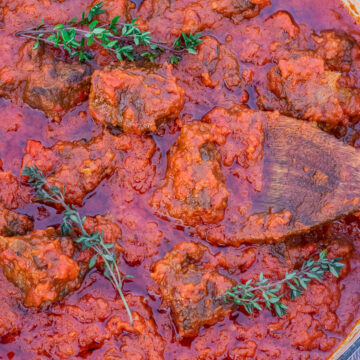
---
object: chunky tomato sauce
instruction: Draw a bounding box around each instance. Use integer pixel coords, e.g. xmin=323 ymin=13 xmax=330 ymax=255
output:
xmin=1 ymin=0 xmax=360 ymax=359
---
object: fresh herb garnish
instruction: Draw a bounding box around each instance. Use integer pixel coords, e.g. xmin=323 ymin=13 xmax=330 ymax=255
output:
xmin=22 ymin=165 xmax=134 ymax=325
xmin=170 ymin=32 xmax=203 ymax=64
xmin=16 ymin=1 xmax=202 ymax=63
xmin=223 ymin=250 xmax=345 ymax=316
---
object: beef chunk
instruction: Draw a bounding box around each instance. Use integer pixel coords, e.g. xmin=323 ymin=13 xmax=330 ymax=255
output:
xmin=151 ymin=122 xmax=229 ymax=226
xmin=139 ymin=0 xmax=269 ymax=37
xmin=0 ymin=37 xmax=91 ymax=121
xmin=202 ymin=105 xmax=265 ymax=195
xmin=138 ymin=0 xmax=170 ymax=19
xmin=181 ymin=36 xmax=241 ymax=88
xmin=0 ymin=159 xmax=30 ymax=210
xmin=89 ymin=63 xmax=185 ymax=134
xmin=22 ymin=131 xmax=157 ymax=207
xmin=0 ymin=228 xmax=86 ymax=307
xmin=203 ymin=105 xmax=265 ymax=171
xmin=258 ymin=52 xmax=360 ymax=128
xmin=0 ymin=204 xmax=33 ymax=237
xmin=22 ymin=132 xmax=117 ymax=206
xmin=234 ymin=11 xmax=301 ymax=66
xmin=215 ymin=247 xmax=256 ymax=273
xmin=212 ymin=0 xmax=271 ymax=22
xmin=311 ymin=30 xmax=360 ymax=72
xmin=0 ymin=171 xmax=30 ymax=210
xmin=23 ymin=61 xmax=91 ymax=121
xmin=151 ymin=242 xmax=235 ymax=337
xmin=26 ymin=293 xmax=165 ymax=359
xmin=140 ymin=0 xmax=218 ymax=35
xmin=107 ymin=133 xmax=157 ymax=197
xmin=0 ymin=39 xmax=40 ymax=100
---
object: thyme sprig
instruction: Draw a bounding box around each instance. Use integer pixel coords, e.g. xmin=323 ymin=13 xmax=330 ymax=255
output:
xmin=22 ymin=165 xmax=134 ymax=325
xmin=16 ymin=1 xmax=202 ymax=63
xmin=224 ymin=250 xmax=345 ymax=316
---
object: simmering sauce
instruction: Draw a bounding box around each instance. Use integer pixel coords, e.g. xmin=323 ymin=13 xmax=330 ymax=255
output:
xmin=0 ymin=0 xmax=360 ymax=359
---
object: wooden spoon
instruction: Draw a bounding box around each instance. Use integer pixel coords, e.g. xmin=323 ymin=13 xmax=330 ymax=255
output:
xmin=242 ymin=114 xmax=360 ymax=243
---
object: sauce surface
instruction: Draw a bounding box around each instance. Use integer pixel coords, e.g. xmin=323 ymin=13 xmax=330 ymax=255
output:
xmin=1 ymin=0 xmax=360 ymax=359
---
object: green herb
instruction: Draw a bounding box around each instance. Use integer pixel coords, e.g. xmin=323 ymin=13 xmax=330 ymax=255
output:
xmin=173 ymin=32 xmax=203 ymax=54
xmin=16 ymin=2 xmax=202 ymax=63
xmin=223 ymin=250 xmax=345 ymax=316
xmin=22 ymin=165 xmax=134 ymax=325
xmin=80 ymin=1 xmax=106 ymax=24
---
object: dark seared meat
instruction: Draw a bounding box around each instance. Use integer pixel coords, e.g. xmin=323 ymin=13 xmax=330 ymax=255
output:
xmin=26 ymin=293 xmax=165 ymax=359
xmin=212 ymin=0 xmax=271 ymax=22
xmin=22 ymin=133 xmax=117 ymax=205
xmin=0 ymin=228 xmax=87 ymax=307
xmin=257 ymin=51 xmax=360 ymax=129
xmin=0 ymin=38 xmax=91 ymax=121
xmin=89 ymin=63 xmax=185 ymax=134
xmin=23 ymin=61 xmax=91 ymax=121
xmin=152 ymin=241 xmax=235 ymax=337
xmin=0 ymin=204 xmax=33 ymax=237
xmin=311 ymin=30 xmax=360 ymax=72
xmin=21 ymin=130 xmax=156 ymax=206
xmin=151 ymin=122 xmax=229 ymax=226
xmin=180 ymin=36 xmax=242 ymax=89
xmin=138 ymin=0 xmax=270 ymax=36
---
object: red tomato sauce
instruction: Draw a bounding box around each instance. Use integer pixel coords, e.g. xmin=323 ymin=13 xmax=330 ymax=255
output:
xmin=0 ymin=0 xmax=360 ymax=359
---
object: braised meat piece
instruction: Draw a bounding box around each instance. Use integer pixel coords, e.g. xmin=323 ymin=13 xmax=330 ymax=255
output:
xmin=202 ymin=105 xmax=265 ymax=195
xmin=137 ymin=0 xmax=170 ymax=19
xmin=258 ymin=52 xmax=360 ymax=128
xmin=26 ymin=293 xmax=165 ymax=359
xmin=151 ymin=242 xmax=235 ymax=337
xmin=203 ymin=105 xmax=265 ymax=170
xmin=0 ymin=204 xmax=33 ymax=237
xmin=0 ymin=38 xmax=32 ymax=100
xmin=140 ymin=0 xmax=218 ymax=35
xmin=107 ymin=132 xmax=157 ymax=196
xmin=139 ymin=0 xmax=269 ymax=37
xmin=215 ymin=247 xmax=256 ymax=273
xmin=180 ymin=36 xmax=241 ymax=89
xmin=212 ymin=0 xmax=271 ymax=22
xmin=22 ymin=133 xmax=117 ymax=206
xmin=23 ymin=61 xmax=91 ymax=121
xmin=311 ymin=30 xmax=360 ymax=72
xmin=233 ymin=11 xmax=301 ymax=66
xmin=22 ymin=130 xmax=157 ymax=207
xmin=0 ymin=228 xmax=86 ymax=307
xmin=89 ymin=63 xmax=185 ymax=134
xmin=151 ymin=122 xmax=229 ymax=226
xmin=0 ymin=36 xmax=91 ymax=121
xmin=0 ymin=170 xmax=30 ymax=211
xmin=0 ymin=170 xmax=23 ymax=210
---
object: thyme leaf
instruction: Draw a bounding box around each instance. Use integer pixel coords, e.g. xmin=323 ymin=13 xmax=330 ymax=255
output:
xmin=22 ymin=165 xmax=134 ymax=325
xmin=16 ymin=2 xmax=202 ymax=63
xmin=223 ymin=250 xmax=345 ymax=316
